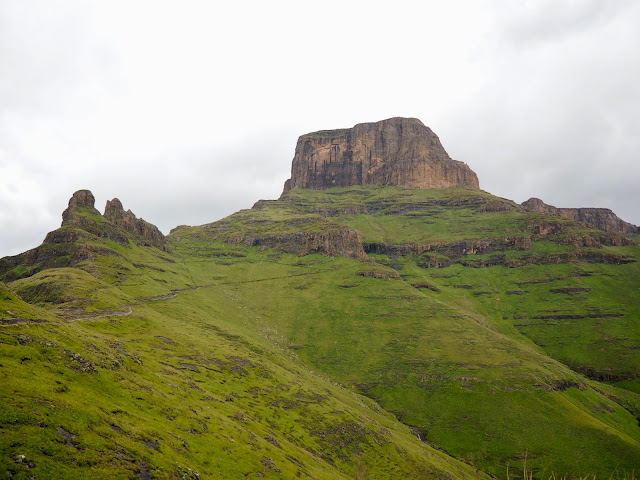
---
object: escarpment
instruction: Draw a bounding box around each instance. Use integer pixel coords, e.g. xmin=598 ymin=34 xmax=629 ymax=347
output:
xmin=522 ymin=197 xmax=638 ymax=235
xmin=226 ymin=227 xmax=366 ymax=260
xmin=282 ymin=117 xmax=479 ymax=193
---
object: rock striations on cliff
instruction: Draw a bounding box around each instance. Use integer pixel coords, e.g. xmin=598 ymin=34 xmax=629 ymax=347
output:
xmin=282 ymin=117 xmax=479 ymax=194
xmin=522 ymin=197 xmax=638 ymax=235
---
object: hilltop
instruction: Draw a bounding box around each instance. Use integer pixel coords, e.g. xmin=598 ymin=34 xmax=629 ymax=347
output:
xmin=1 ymin=118 xmax=640 ymax=479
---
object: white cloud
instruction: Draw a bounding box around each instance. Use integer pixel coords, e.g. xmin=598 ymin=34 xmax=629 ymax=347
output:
xmin=1 ymin=0 xmax=639 ymax=257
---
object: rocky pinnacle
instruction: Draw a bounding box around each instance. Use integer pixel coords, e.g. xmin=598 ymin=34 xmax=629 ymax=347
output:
xmin=61 ymin=190 xmax=101 ymax=227
xmin=104 ymin=198 xmax=166 ymax=247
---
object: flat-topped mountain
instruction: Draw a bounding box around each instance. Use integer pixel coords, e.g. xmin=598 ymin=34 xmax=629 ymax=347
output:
xmin=282 ymin=117 xmax=479 ymax=193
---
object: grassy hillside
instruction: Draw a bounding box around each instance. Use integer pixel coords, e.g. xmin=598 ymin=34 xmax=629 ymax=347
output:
xmin=2 ymin=185 xmax=639 ymax=478
xmin=0 ymin=211 xmax=482 ymax=479
xmin=166 ymin=186 xmax=640 ymax=478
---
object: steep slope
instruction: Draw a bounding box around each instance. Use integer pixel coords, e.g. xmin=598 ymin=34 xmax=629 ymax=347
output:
xmin=1 ymin=282 xmax=56 ymax=326
xmin=168 ymin=185 xmax=640 ymax=478
xmin=0 ymin=192 xmax=483 ymax=479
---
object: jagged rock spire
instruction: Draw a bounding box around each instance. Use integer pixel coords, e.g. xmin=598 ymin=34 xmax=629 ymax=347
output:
xmin=104 ymin=198 xmax=166 ymax=247
xmin=61 ymin=190 xmax=101 ymax=227
xmin=59 ymin=190 xmax=166 ymax=248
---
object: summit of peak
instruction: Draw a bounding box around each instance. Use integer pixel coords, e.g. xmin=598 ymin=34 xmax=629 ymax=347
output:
xmin=61 ymin=189 xmax=101 ymax=227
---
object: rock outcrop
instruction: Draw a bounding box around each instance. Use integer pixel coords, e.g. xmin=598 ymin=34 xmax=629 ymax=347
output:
xmin=225 ymin=228 xmax=366 ymax=260
xmin=361 ymin=231 xmax=634 ymax=269
xmin=522 ymin=198 xmax=638 ymax=235
xmin=61 ymin=190 xmax=102 ymax=228
xmin=0 ymin=190 xmax=170 ymax=281
xmin=282 ymin=117 xmax=479 ymax=194
xmin=104 ymin=198 xmax=166 ymax=249
xmin=58 ymin=189 xmax=129 ymax=245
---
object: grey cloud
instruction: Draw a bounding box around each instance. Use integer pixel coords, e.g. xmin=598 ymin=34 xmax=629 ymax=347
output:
xmin=69 ymin=138 xmax=294 ymax=237
xmin=2 ymin=1 xmax=639 ymax=258
xmin=437 ymin=1 xmax=640 ymax=226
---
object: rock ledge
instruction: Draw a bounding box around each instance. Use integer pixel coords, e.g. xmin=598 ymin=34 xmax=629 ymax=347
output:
xmin=522 ymin=198 xmax=638 ymax=235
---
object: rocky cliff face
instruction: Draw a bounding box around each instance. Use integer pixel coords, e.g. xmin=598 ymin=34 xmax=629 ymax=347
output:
xmin=104 ymin=198 xmax=166 ymax=248
xmin=282 ymin=117 xmax=479 ymax=193
xmin=522 ymin=198 xmax=638 ymax=235
xmin=226 ymin=228 xmax=366 ymax=260
xmin=58 ymin=189 xmax=129 ymax=245
xmin=61 ymin=190 xmax=102 ymax=228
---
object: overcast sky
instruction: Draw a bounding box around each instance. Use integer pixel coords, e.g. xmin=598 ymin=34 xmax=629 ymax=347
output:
xmin=1 ymin=0 xmax=639 ymax=257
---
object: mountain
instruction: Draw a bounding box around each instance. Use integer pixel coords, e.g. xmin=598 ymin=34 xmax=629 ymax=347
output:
xmin=2 ymin=118 xmax=640 ymax=479
xmin=2 ymin=190 xmax=482 ymax=479
xmin=283 ymin=117 xmax=479 ymax=193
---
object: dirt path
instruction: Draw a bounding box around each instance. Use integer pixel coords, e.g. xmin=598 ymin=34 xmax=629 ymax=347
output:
xmin=138 ymin=293 xmax=177 ymax=301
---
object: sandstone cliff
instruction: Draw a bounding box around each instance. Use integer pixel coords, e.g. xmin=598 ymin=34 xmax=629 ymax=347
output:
xmin=522 ymin=198 xmax=638 ymax=235
xmin=282 ymin=117 xmax=479 ymax=193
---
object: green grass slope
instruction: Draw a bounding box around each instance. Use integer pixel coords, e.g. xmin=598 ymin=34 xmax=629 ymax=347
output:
xmin=164 ymin=186 xmax=640 ymax=478
xmin=0 ymin=213 xmax=483 ymax=479
xmin=2 ymin=185 xmax=639 ymax=478
xmin=1 ymin=282 xmax=56 ymax=326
